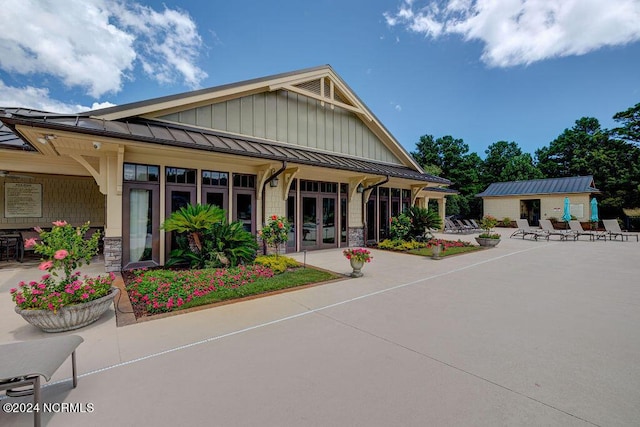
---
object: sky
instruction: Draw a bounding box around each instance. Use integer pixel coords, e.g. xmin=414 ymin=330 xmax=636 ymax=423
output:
xmin=1 ymin=0 xmax=639 ymax=158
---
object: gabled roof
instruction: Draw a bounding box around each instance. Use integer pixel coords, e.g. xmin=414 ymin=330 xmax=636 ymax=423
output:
xmin=0 ymin=109 xmax=451 ymax=185
xmin=83 ymin=65 xmax=424 ymax=172
xmin=476 ymin=176 xmax=599 ymax=197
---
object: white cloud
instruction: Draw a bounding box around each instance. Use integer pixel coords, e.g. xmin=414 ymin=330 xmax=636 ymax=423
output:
xmin=0 ymin=0 xmax=207 ymax=101
xmin=0 ymin=80 xmax=110 ymax=113
xmin=384 ymin=0 xmax=640 ymax=66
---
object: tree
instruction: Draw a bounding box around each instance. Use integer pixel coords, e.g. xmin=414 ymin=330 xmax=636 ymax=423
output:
xmin=611 ymin=102 xmax=640 ymax=145
xmin=411 ymin=134 xmax=483 ymax=218
xmin=535 ymin=117 xmax=640 ymax=216
xmin=482 ymin=141 xmax=542 ymax=186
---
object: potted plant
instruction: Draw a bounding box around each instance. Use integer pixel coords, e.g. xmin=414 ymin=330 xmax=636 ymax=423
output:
xmin=10 ymin=220 xmax=117 ymax=332
xmin=343 ymin=248 xmax=373 ymax=277
xmin=475 ymin=215 xmax=501 ymax=247
xmin=259 ymin=214 xmax=291 ymax=256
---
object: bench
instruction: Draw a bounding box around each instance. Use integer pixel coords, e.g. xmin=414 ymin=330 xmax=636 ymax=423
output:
xmin=0 ymin=335 xmax=84 ymax=427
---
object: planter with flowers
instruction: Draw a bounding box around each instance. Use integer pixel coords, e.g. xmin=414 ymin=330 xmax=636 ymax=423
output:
xmin=343 ymin=248 xmax=373 ymax=278
xmin=475 ymin=215 xmax=501 ymax=248
xmin=10 ymin=221 xmax=117 ymax=332
xmin=259 ymin=215 xmax=291 ymax=256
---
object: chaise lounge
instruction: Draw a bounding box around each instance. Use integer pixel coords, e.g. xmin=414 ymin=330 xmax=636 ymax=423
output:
xmin=603 ymin=219 xmax=639 ymax=242
xmin=569 ymin=220 xmax=606 ymax=241
xmin=539 ymin=219 xmax=576 ymax=241
xmin=510 ymin=218 xmax=548 ymax=240
xmin=0 ymin=335 xmax=84 ymax=427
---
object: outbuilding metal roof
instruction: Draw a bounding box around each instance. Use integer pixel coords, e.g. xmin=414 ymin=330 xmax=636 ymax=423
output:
xmin=476 ymin=176 xmax=599 ymax=197
xmin=0 ymin=109 xmax=450 ymax=185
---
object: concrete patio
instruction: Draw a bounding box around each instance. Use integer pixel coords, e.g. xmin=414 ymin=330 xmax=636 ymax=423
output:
xmin=1 ymin=229 xmax=639 ymax=426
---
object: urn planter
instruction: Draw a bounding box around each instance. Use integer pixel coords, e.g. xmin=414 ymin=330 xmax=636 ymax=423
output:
xmin=475 ymin=237 xmax=501 ymax=248
xmin=349 ymin=258 xmax=365 ymax=277
xmin=15 ymin=287 xmax=119 ymax=333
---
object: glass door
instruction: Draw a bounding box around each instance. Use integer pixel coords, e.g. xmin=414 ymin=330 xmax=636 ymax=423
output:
xmin=302 ymin=196 xmax=317 ymax=249
xmin=321 ymin=197 xmax=336 ymax=248
xmin=165 ymin=186 xmax=196 ymax=260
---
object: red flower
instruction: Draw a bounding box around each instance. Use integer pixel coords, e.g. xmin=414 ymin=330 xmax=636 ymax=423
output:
xmin=271 ymin=215 xmax=278 ymax=220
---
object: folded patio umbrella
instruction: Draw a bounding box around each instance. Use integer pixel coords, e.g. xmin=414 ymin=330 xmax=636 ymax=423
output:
xmin=562 ymin=197 xmax=572 ymax=229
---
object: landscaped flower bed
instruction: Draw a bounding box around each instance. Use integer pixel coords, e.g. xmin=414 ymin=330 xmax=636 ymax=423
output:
xmin=377 ymin=238 xmax=480 ymax=257
xmin=125 ymin=258 xmax=340 ymax=318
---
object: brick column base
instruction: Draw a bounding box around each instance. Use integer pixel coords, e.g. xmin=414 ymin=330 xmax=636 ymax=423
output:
xmin=348 ymin=227 xmax=365 ymax=247
xmin=103 ymin=237 xmax=122 ymax=272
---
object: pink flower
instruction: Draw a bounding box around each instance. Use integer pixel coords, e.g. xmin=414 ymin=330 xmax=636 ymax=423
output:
xmin=80 ymin=293 xmax=90 ymax=300
xmin=33 ymin=226 xmax=42 ymax=233
xmin=52 ymin=220 xmax=68 ymax=227
xmin=38 ymin=260 xmax=54 ymax=271
xmin=271 ymin=215 xmax=278 ymax=220
xmin=24 ymin=238 xmax=37 ymax=248
xmin=54 ymin=249 xmax=69 ymax=260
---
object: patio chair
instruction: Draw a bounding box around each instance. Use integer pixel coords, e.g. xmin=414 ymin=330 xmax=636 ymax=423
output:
xmin=463 ymin=219 xmax=481 ymax=232
xmin=444 ymin=218 xmax=461 ymax=233
xmin=455 ymin=219 xmax=473 ymax=233
xmin=602 ymin=219 xmax=639 ymax=242
xmin=568 ymin=220 xmax=606 ymax=241
xmin=510 ymin=219 xmax=548 ymax=240
xmin=539 ymin=219 xmax=576 ymax=241
xmin=0 ymin=335 xmax=84 ymax=427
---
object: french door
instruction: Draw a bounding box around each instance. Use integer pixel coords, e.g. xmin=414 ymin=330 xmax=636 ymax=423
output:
xmin=301 ymin=195 xmax=337 ymax=250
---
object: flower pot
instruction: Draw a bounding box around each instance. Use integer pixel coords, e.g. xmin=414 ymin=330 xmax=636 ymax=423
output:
xmin=15 ymin=287 xmax=119 ymax=333
xmin=475 ymin=237 xmax=501 ymax=248
xmin=349 ymin=258 xmax=365 ymax=278
xmin=431 ymin=244 xmax=443 ymax=260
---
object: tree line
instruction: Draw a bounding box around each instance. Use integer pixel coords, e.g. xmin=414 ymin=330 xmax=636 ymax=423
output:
xmin=411 ymin=102 xmax=640 ymax=220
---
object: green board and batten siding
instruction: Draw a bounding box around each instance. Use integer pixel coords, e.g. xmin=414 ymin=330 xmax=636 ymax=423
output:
xmin=158 ymin=90 xmax=401 ymax=165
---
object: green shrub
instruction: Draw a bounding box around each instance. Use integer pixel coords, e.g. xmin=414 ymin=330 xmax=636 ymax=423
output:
xmin=378 ymin=239 xmax=424 ymax=251
xmin=406 ymin=207 xmax=442 ymax=239
xmin=254 ymin=254 xmax=300 ymax=274
xmin=500 ymin=217 xmax=512 ymax=227
xmin=389 ymin=213 xmax=412 ymax=240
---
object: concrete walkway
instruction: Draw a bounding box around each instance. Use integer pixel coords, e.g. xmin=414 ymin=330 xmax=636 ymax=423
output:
xmin=1 ymin=229 xmax=639 ymax=426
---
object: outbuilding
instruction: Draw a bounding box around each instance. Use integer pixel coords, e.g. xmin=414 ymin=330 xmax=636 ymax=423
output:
xmin=476 ymin=176 xmax=599 ymax=225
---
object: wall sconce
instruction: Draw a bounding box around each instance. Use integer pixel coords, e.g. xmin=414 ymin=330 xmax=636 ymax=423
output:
xmin=92 ymin=141 xmax=102 ymax=150
xmin=36 ymin=134 xmax=56 ymax=144
xmin=269 ymin=177 xmax=279 ymax=187
xmin=356 ymin=183 xmax=364 ymax=193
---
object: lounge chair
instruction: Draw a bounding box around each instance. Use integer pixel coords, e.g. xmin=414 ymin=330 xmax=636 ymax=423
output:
xmin=602 ymin=219 xmax=639 ymax=242
xmin=568 ymin=220 xmax=606 ymax=241
xmin=539 ymin=219 xmax=576 ymax=241
xmin=455 ymin=219 xmax=474 ymax=233
xmin=510 ymin=219 xmax=548 ymax=240
xmin=0 ymin=335 xmax=83 ymax=427
xmin=444 ymin=218 xmax=461 ymax=233
xmin=463 ymin=219 xmax=481 ymax=232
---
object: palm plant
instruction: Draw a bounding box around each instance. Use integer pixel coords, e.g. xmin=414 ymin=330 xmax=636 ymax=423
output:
xmin=161 ymin=204 xmax=225 ymax=254
xmin=204 ymin=221 xmax=258 ymax=267
xmin=406 ymin=206 xmax=442 ymax=240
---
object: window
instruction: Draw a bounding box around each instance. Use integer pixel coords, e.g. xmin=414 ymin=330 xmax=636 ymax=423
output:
xmin=166 ymin=167 xmax=196 ymax=184
xmin=124 ymin=163 xmax=159 ymax=182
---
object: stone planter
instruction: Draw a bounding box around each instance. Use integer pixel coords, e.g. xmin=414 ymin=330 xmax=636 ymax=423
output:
xmin=15 ymin=287 xmax=119 ymax=333
xmin=349 ymin=258 xmax=365 ymax=278
xmin=475 ymin=237 xmax=501 ymax=248
xmin=431 ymin=244 xmax=443 ymax=260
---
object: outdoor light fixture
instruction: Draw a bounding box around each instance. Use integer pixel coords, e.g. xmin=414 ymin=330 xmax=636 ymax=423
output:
xmin=37 ymin=134 xmax=56 ymax=145
xmin=92 ymin=142 xmax=102 ymax=150
xmin=269 ymin=177 xmax=279 ymax=187
xmin=356 ymin=183 xmax=364 ymax=193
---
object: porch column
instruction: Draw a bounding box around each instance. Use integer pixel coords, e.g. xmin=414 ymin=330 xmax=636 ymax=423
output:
xmin=103 ymin=152 xmax=123 ymax=272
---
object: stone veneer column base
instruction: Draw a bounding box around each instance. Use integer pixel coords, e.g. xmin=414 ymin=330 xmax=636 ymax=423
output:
xmin=103 ymin=237 xmax=122 ymax=272
xmin=347 ymin=227 xmax=365 ymax=247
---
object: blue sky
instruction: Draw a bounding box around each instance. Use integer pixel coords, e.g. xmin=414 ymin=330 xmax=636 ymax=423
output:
xmin=1 ymin=0 xmax=639 ymax=158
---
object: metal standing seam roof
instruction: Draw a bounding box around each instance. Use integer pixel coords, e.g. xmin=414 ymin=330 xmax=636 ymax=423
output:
xmin=476 ymin=176 xmax=599 ymax=197
xmin=0 ymin=110 xmax=451 ymax=185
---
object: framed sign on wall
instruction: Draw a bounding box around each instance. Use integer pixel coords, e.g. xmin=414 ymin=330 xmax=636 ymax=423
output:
xmin=4 ymin=183 xmax=43 ymax=218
